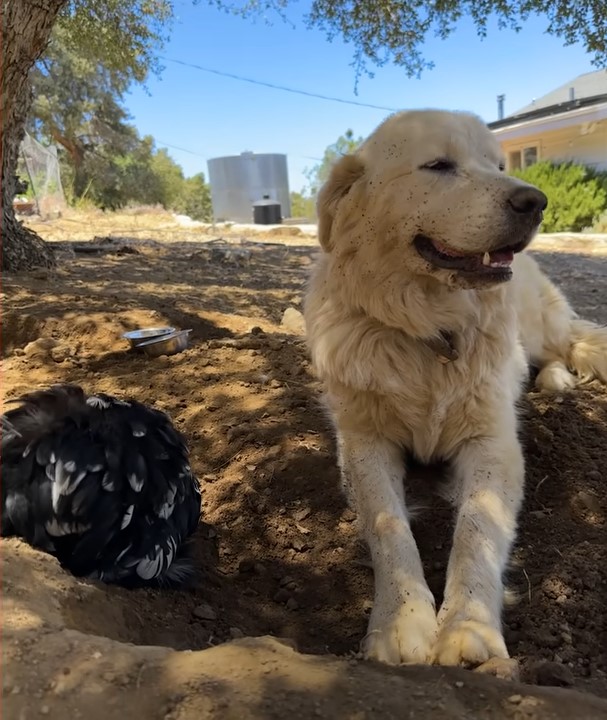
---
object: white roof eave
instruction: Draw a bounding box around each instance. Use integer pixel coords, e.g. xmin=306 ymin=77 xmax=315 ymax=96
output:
xmin=491 ymin=102 xmax=607 ymax=142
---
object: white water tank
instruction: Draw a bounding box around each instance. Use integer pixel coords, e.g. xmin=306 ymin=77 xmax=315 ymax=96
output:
xmin=207 ymin=152 xmax=291 ymax=222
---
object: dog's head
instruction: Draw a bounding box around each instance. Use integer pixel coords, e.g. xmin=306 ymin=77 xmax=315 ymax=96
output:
xmin=317 ymin=110 xmax=547 ymax=289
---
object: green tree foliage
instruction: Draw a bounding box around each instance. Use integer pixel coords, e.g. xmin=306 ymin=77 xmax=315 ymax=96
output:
xmin=213 ymin=1 xmax=607 ymax=78
xmin=305 ymin=129 xmax=364 ymax=195
xmin=290 ymin=191 xmax=316 ymax=220
xmin=174 ymin=173 xmax=213 ymax=221
xmin=58 ymin=0 xmax=173 ymax=82
xmin=513 ymin=161 xmax=607 ymax=232
xmin=28 ymin=27 xmax=212 ymax=216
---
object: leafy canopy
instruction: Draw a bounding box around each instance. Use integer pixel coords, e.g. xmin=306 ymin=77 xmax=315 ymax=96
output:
xmin=210 ymin=0 xmax=607 ymax=78
xmin=305 ymin=129 xmax=364 ymax=196
xmin=58 ymin=0 xmax=173 ymax=83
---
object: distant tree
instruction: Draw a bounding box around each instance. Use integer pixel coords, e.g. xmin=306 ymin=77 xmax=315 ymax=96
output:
xmin=305 ymin=129 xmax=364 ymax=196
xmin=290 ymin=191 xmax=316 ymax=220
xmin=4 ymin=0 xmax=607 ymax=270
xmin=2 ymin=0 xmax=171 ymax=271
xmin=30 ymin=25 xmax=136 ymax=200
xmin=175 ymin=173 xmax=213 ymax=222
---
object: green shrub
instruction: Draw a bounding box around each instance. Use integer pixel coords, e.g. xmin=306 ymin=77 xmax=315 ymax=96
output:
xmin=512 ymin=161 xmax=607 ymax=232
xmin=592 ymin=210 xmax=607 ymax=233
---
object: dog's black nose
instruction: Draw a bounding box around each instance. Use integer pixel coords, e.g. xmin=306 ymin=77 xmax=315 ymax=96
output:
xmin=508 ymin=186 xmax=548 ymax=214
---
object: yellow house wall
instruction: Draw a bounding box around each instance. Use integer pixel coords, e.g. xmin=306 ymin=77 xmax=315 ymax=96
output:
xmin=497 ymin=119 xmax=607 ymax=171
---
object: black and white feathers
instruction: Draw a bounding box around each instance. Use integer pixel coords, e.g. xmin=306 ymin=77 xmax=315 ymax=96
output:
xmin=1 ymin=384 xmax=202 ymax=587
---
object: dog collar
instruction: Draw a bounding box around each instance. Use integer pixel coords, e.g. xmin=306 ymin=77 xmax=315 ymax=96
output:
xmin=423 ymin=330 xmax=458 ymax=364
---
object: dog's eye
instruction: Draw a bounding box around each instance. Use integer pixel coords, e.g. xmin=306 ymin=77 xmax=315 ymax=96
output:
xmin=499 ymin=162 xmax=506 ymax=172
xmin=421 ymin=159 xmax=456 ymax=173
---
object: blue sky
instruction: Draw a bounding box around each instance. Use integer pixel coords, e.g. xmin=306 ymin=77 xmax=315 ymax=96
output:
xmin=126 ymin=1 xmax=599 ymax=193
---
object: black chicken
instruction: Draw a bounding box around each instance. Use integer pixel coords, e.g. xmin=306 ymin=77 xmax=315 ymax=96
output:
xmin=1 ymin=384 xmax=202 ymax=587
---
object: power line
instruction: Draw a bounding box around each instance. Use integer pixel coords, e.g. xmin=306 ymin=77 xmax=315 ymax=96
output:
xmin=156 ymin=140 xmax=207 ymax=156
xmin=156 ymin=138 xmax=323 ymax=164
xmin=159 ymin=56 xmax=398 ymax=112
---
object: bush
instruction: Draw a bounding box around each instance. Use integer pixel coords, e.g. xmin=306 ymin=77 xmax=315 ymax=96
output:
xmin=592 ymin=210 xmax=607 ymax=233
xmin=512 ymin=161 xmax=607 ymax=232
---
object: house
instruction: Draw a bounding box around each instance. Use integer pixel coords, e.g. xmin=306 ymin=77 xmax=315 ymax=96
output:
xmin=488 ymin=70 xmax=607 ymax=172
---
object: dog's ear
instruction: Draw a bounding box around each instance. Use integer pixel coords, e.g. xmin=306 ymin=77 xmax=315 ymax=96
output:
xmin=316 ymin=154 xmax=365 ymax=251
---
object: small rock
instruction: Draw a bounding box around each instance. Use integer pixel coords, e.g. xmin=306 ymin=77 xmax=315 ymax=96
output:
xmin=286 ymin=597 xmax=300 ymax=611
xmin=534 ymin=661 xmax=575 ymax=687
xmin=193 ymin=603 xmax=217 ymax=621
xmin=229 ymin=627 xmax=244 ymax=639
xmin=40 ymin=706 xmax=50 ymax=715
xmin=507 ymin=695 xmax=522 ymax=704
xmin=454 ymin=681 xmax=464 ymax=688
xmin=341 ymin=508 xmax=357 ymax=522
xmin=586 ymin=469 xmax=601 ymax=481
xmin=273 ymin=588 xmax=291 ymax=604
xmin=572 ymin=490 xmax=601 ymax=514
xmin=24 ymin=338 xmax=57 ymax=358
xmin=293 ymin=507 xmax=311 ymax=522
xmin=250 ymin=326 xmax=264 ymax=335
xmin=50 ymin=345 xmax=72 ymax=363
xmin=238 ymin=559 xmax=255 ymax=574
xmin=280 ymin=307 xmax=306 ymax=335
xmin=202 ymin=473 xmax=218 ymax=483
xmin=290 ymin=537 xmax=309 ymax=552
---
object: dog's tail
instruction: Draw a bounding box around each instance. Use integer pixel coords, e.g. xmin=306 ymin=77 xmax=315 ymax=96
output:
xmin=567 ymin=318 xmax=607 ymax=385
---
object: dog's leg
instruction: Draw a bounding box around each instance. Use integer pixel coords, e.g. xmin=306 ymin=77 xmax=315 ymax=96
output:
xmin=433 ymin=428 xmax=524 ymax=671
xmin=339 ymin=431 xmax=438 ymax=664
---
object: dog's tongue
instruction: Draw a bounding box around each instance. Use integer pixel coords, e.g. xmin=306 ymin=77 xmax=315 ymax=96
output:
xmin=490 ymin=249 xmax=515 ymax=264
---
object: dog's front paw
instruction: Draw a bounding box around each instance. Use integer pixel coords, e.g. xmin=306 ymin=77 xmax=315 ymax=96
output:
xmin=363 ymin=597 xmax=438 ymax=665
xmin=432 ymin=619 xmax=508 ymax=668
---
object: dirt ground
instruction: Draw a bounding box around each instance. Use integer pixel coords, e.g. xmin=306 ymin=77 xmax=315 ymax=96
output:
xmin=3 ymin=215 xmax=607 ymax=718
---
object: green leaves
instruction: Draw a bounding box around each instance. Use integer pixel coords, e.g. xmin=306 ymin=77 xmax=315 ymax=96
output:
xmin=212 ymin=0 xmax=607 ymax=80
xmin=58 ymin=0 xmax=173 ymax=83
xmin=513 ymin=161 xmax=607 ymax=232
xmin=305 ymin=129 xmax=364 ymax=196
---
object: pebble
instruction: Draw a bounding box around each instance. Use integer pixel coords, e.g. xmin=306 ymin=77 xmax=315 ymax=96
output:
xmin=193 ymin=603 xmax=217 ymax=621
xmin=454 ymin=681 xmax=464 ymax=688
xmin=293 ymin=508 xmax=311 ymax=522
xmin=286 ymin=598 xmax=300 ymax=611
xmin=50 ymin=345 xmax=72 ymax=363
xmin=229 ymin=627 xmax=244 ymax=639
xmin=273 ymin=589 xmax=290 ymax=604
xmin=534 ymin=661 xmax=575 ymax=687
xmin=290 ymin=537 xmax=309 ymax=552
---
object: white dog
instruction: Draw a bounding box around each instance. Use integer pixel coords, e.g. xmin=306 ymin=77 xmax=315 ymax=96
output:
xmin=304 ymin=109 xmax=607 ymax=671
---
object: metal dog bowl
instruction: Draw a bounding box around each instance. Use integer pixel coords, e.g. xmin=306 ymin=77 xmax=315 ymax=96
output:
xmin=123 ymin=327 xmax=176 ymax=349
xmin=137 ymin=329 xmax=192 ymax=357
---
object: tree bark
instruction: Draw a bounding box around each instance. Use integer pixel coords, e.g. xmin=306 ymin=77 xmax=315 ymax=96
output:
xmin=1 ymin=0 xmax=67 ymax=272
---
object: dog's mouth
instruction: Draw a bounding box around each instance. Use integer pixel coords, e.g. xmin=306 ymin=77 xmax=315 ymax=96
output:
xmin=413 ymin=234 xmax=528 ymax=282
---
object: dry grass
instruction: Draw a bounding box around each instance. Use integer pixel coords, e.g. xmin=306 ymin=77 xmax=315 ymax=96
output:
xmin=22 ymin=207 xmax=319 ymax=247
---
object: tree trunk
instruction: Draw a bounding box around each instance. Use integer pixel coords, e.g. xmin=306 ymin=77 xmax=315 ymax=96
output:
xmin=1 ymin=0 xmax=67 ymax=272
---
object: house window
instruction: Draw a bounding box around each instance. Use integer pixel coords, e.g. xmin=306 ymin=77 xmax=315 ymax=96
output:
xmin=508 ymin=145 xmax=539 ymax=172
xmin=508 ymin=151 xmax=522 ymax=171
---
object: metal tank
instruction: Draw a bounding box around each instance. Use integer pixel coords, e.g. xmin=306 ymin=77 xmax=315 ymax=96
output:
xmin=207 ymin=152 xmax=291 ymax=223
